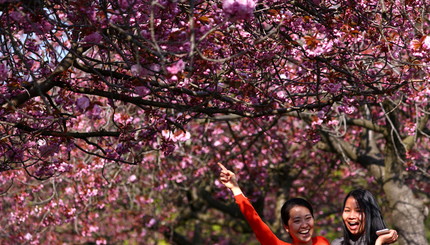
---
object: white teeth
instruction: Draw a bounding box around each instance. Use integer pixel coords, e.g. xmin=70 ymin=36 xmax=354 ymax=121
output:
xmin=299 ymin=230 xmax=310 ymax=234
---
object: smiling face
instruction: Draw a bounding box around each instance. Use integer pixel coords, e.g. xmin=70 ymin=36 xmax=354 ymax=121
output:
xmin=342 ymin=196 xmax=365 ymax=237
xmin=284 ymin=206 xmax=314 ymax=245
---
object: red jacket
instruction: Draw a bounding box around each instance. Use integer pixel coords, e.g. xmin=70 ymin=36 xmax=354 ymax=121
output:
xmin=234 ymin=194 xmax=329 ymax=245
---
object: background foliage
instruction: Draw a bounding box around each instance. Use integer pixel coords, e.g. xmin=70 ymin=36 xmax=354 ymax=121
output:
xmin=0 ymin=0 xmax=429 ymax=244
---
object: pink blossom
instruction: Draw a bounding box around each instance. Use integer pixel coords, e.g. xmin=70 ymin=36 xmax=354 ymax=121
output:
xmin=137 ymin=196 xmax=154 ymax=205
xmin=65 ymin=187 xmax=74 ymax=195
xmin=147 ymin=63 xmax=161 ymax=75
xmin=325 ymin=83 xmax=342 ymax=93
xmin=128 ymin=175 xmax=137 ymax=183
xmin=0 ymin=63 xmax=7 ymax=81
xmin=131 ymin=64 xmax=143 ymax=77
xmin=276 ymin=90 xmax=287 ymax=99
xmin=24 ymin=233 xmax=32 ymax=240
xmin=178 ymin=77 xmax=191 ymax=87
xmin=39 ymin=144 xmax=59 ymax=157
xmin=166 ymin=60 xmax=186 ymax=74
xmin=9 ymin=11 xmax=23 ymax=22
xmin=404 ymin=122 xmax=416 ymax=135
xmin=88 ymin=104 xmax=103 ymax=119
xmin=118 ymin=0 xmax=134 ymax=10
xmin=135 ymin=86 xmax=149 ymax=96
xmin=328 ymin=119 xmax=339 ymax=127
xmin=82 ymin=32 xmax=103 ymax=45
xmin=338 ymin=105 xmax=356 ymax=114
xmin=422 ymin=35 xmax=430 ymax=50
xmin=311 ymin=118 xmax=323 ymax=127
xmin=34 ymin=21 xmax=53 ymax=34
xmin=88 ymin=225 xmax=99 ymax=233
xmin=96 ymin=239 xmax=107 ymax=245
xmin=173 ymin=173 xmax=186 ymax=183
xmin=146 ymin=218 xmax=156 ymax=228
xmin=161 ymin=129 xmax=190 ymax=142
xmin=222 ymin=0 xmax=256 ymax=20
xmin=317 ymin=110 xmax=326 ymax=119
xmin=56 ymin=162 xmax=72 ymax=173
xmin=76 ymin=96 xmax=90 ymax=111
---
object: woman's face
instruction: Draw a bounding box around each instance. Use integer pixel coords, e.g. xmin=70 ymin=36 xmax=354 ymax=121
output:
xmin=342 ymin=196 xmax=365 ymax=236
xmin=285 ymin=206 xmax=314 ymax=245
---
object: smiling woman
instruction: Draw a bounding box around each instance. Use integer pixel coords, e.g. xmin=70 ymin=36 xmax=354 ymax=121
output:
xmin=331 ymin=189 xmax=399 ymax=245
xmin=342 ymin=196 xmax=365 ymax=236
xmin=218 ymin=163 xmax=329 ymax=245
xmin=282 ymin=198 xmax=316 ymax=244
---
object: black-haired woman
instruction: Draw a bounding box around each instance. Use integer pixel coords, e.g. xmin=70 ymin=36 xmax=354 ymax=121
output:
xmin=331 ymin=189 xmax=398 ymax=245
xmin=218 ymin=163 xmax=329 ymax=245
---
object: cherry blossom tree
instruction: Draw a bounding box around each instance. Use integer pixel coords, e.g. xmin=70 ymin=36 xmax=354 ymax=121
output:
xmin=0 ymin=0 xmax=429 ymax=244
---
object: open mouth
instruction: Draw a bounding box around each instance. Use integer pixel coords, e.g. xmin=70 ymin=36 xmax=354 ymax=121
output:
xmin=348 ymin=222 xmax=360 ymax=231
xmin=298 ymin=229 xmax=311 ymax=235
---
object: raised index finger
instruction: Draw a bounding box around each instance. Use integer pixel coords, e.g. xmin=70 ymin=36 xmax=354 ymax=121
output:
xmin=217 ymin=162 xmax=227 ymax=171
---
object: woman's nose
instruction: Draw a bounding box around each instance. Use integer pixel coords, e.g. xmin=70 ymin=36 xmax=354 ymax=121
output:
xmin=301 ymin=220 xmax=310 ymax=227
xmin=348 ymin=211 xmax=358 ymax=219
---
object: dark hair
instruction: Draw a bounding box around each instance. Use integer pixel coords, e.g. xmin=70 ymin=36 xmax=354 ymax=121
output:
xmin=341 ymin=189 xmax=387 ymax=245
xmin=281 ymin=197 xmax=314 ymax=226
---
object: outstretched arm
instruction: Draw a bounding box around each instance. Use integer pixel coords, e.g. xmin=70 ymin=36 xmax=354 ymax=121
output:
xmin=217 ymin=163 xmax=286 ymax=245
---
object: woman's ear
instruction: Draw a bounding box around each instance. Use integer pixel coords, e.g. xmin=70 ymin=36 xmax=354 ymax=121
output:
xmin=283 ymin=224 xmax=289 ymax=233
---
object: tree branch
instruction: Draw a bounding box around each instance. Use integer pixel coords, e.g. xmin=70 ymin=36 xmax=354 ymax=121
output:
xmin=346 ymin=118 xmax=388 ymax=135
xmin=14 ymin=122 xmax=120 ymax=138
xmin=4 ymin=45 xmax=88 ymax=108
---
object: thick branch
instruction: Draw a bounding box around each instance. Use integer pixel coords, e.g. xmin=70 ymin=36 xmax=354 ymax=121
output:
xmin=62 ymin=85 xmax=343 ymax=117
xmin=318 ymin=131 xmax=385 ymax=180
xmin=346 ymin=118 xmax=388 ymax=135
xmin=4 ymin=45 xmax=88 ymax=108
xmin=14 ymin=123 xmax=120 ymax=138
xmin=318 ymin=133 xmax=359 ymax=162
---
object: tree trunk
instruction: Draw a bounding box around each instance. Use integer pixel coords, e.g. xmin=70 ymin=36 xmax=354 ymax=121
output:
xmin=382 ymin=180 xmax=428 ymax=245
xmin=326 ymin=128 xmax=429 ymax=245
xmin=375 ymin=140 xmax=429 ymax=245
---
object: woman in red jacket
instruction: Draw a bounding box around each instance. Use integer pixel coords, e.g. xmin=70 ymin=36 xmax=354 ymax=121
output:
xmin=218 ymin=163 xmax=329 ymax=245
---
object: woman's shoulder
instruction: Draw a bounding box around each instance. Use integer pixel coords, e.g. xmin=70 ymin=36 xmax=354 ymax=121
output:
xmin=330 ymin=237 xmax=343 ymax=245
xmin=312 ymin=236 xmax=330 ymax=244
